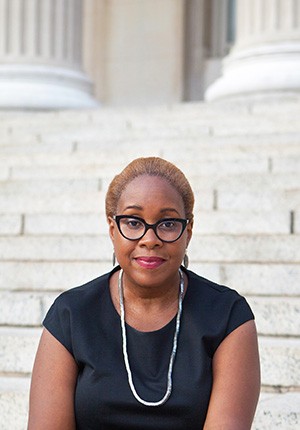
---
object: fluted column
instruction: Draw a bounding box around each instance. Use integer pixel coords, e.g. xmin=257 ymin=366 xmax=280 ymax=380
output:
xmin=205 ymin=0 xmax=300 ymax=101
xmin=0 ymin=0 xmax=98 ymax=109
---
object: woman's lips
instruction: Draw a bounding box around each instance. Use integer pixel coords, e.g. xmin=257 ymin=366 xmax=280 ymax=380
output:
xmin=135 ymin=257 xmax=166 ymax=269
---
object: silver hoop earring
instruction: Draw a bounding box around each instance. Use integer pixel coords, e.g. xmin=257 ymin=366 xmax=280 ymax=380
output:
xmin=183 ymin=253 xmax=189 ymax=269
xmin=112 ymin=251 xmax=116 ymax=266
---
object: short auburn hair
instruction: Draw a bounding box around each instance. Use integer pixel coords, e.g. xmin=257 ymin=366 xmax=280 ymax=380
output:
xmin=105 ymin=157 xmax=194 ymax=221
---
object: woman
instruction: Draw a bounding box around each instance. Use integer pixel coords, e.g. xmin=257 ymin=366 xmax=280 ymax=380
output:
xmin=28 ymin=157 xmax=260 ymax=429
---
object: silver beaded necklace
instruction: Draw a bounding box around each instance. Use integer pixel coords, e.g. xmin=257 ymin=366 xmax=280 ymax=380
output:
xmin=118 ymin=268 xmax=184 ymax=407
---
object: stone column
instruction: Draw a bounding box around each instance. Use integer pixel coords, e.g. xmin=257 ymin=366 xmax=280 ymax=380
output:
xmin=183 ymin=0 xmax=205 ymax=100
xmin=0 ymin=0 xmax=98 ymax=109
xmin=94 ymin=0 xmax=185 ymax=106
xmin=205 ymin=0 xmax=300 ymax=101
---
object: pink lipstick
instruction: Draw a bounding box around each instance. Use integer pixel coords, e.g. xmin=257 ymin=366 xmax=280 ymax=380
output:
xmin=135 ymin=257 xmax=165 ymax=269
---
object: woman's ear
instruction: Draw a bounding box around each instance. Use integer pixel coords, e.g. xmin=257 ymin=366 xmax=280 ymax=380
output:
xmin=186 ymin=219 xmax=193 ymax=247
xmin=107 ymin=217 xmax=115 ymax=242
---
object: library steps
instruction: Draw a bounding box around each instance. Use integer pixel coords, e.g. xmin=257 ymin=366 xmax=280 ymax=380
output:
xmin=0 ymin=98 xmax=299 ymax=429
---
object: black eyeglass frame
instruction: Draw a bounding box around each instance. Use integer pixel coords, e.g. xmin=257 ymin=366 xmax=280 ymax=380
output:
xmin=113 ymin=215 xmax=189 ymax=243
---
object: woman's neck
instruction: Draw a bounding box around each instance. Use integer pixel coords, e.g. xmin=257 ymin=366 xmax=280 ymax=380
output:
xmin=109 ymin=269 xmax=187 ymax=332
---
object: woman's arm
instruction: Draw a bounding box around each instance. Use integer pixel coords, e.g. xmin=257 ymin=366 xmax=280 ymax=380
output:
xmin=27 ymin=328 xmax=78 ymax=430
xmin=203 ymin=320 xmax=260 ymax=430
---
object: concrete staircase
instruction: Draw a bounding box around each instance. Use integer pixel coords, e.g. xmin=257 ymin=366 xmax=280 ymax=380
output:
xmin=0 ymin=98 xmax=299 ymax=429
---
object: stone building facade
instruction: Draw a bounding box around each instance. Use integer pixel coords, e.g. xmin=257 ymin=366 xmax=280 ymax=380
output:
xmin=1 ymin=0 xmax=299 ymax=109
xmin=0 ymin=2 xmax=300 ymax=429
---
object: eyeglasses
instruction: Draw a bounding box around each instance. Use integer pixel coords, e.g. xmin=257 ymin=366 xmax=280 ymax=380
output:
xmin=113 ymin=215 xmax=189 ymax=243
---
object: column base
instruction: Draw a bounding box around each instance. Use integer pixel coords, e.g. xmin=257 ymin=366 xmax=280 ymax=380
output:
xmin=205 ymin=42 xmax=300 ymax=101
xmin=0 ymin=65 xmax=100 ymax=109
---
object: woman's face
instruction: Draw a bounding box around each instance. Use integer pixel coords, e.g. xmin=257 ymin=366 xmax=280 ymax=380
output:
xmin=108 ymin=175 xmax=193 ymax=291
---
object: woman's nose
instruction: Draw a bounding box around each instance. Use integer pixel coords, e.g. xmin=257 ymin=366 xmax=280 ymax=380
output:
xmin=139 ymin=227 xmax=162 ymax=247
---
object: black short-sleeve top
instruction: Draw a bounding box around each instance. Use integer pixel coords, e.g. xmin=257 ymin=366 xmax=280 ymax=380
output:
xmin=43 ymin=267 xmax=254 ymax=430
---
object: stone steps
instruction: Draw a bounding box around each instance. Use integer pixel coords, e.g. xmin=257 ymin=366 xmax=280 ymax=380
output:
xmin=0 ymin=328 xmax=41 ymax=375
xmin=0 ymin=377 xmax=299 ymax=430
xmin=0 ymin=100 xmax=299 ymax=429
xmin=0 ymin=260 xmax=112 ymax=291
xmin=0 ymin=377 xmax=30 ymax=430
xmin=0 ymin=156 xmax=278 ymax=177
xmin=0 ymin=102 xmax=299 ymax=131
xmin=0 ymin=111 xmax=299 ymax=159
xmin=1 ymin=135 xmax=300 ymax=162
xmin=253 ymin=392 xmax=300 ymax=430
xmin=0 ymin=234 xmax=299 ymax=263
xmin=1 ymin=156 xmax=299 ymax=179
xmin=0 ymin=152 xmax=300 ymax=172
xmin=1 ymin=171 xmax=300 ymax=192
xmin=248 ymin=297 xmax=300 ymax=336
xmin=0 ymin=210 xmax=292 ymax=236
xmin=0 ymin=191 xmax=108 ymax=213
xmin=2 ymin=135 xmax=300 ymax=156
xmin=0 ymin=327 xmax=298 ymax=388
xmin=0 ymin=291 xmax=298 ymax=337
xmin=0 ymin=261 xmax=298 ymax=296
xmin=0 ymin=188 xmax=299 ymax=212
xmin=1 ymin=138 xmax=300 ymax=163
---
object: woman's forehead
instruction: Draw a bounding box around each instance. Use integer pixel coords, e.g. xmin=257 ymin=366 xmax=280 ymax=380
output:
xmin=117 ymin=175 xmax=185 ymax=212
xmin=120 ymin=175 xmax=180 ymax=197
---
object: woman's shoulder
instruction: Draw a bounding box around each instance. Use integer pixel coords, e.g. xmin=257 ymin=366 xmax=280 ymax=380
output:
xmin=50 ymin=268 xmax=114 ymax=311
xmin=43 ymin=267 xmax=119 ymax=356
xmin=185 ymin=267 xmax=254 ymax=319
xmin=185 ymin=268 xmax=254 ymax=351
xmin=61 ymin=273 xmax=107 ymax=297
xmin=186 ymin=268 xmax=241 ymax=298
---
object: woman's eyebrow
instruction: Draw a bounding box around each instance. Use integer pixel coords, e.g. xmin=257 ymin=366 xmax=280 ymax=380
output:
xmin=160 ymin=208 xmax=181 ymax=215
xmin=123 ymin=205 xmax=143 ymax=211
xmin=122 ymin=206 xmax=181 ymax=216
